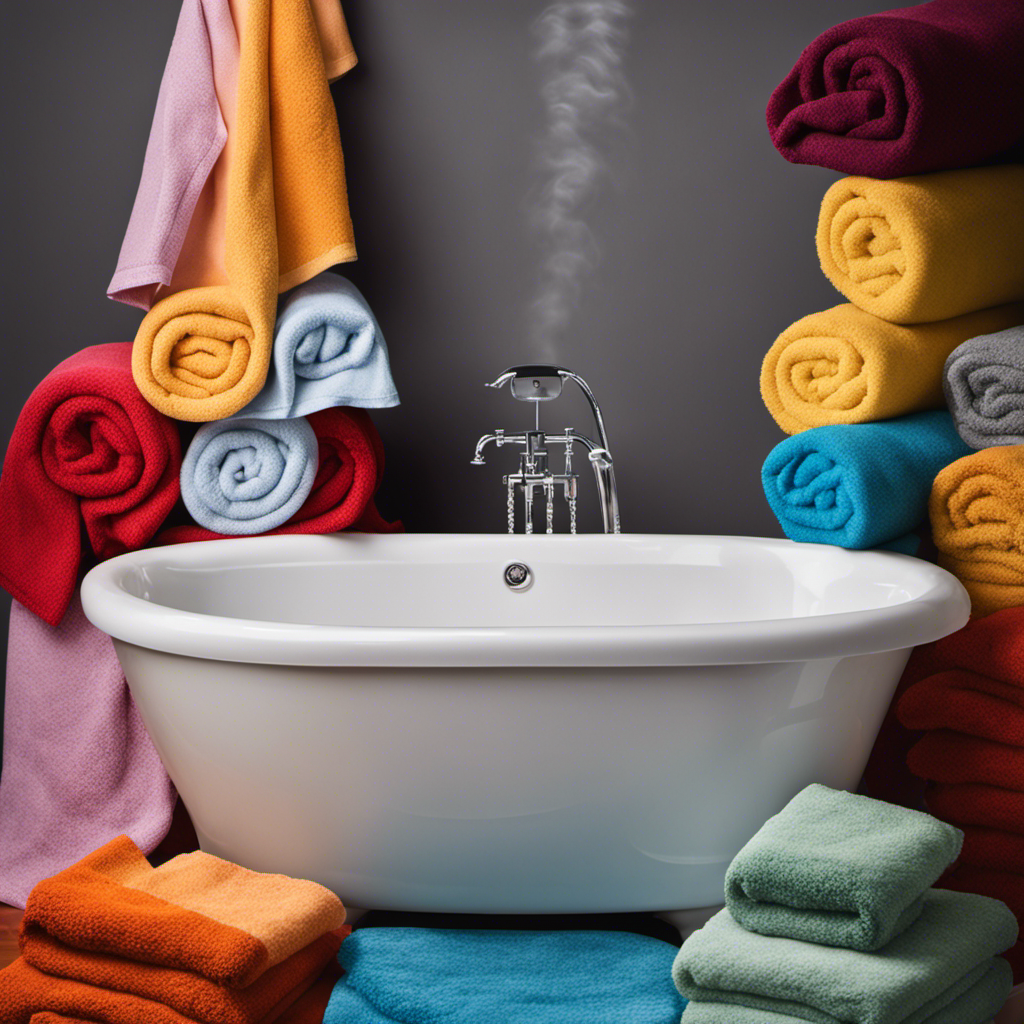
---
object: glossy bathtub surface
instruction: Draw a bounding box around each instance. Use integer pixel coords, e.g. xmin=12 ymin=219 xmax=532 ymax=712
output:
xmin=82 ymin=533 xmax=970 ymax=666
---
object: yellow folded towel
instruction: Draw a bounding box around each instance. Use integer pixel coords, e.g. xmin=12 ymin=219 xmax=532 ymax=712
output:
xmin=816 ymin=166 xmax=1024 ymax=325
xmin=931 ymin=446 xmax=1024 ymax=618
xmin=760 ymin=302 xmax=1024 ymax=434
xmin=133 ymin=0 xmax=357 ymax=422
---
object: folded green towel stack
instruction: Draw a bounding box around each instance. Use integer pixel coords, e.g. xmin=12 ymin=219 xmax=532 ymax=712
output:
xmin=674 ymin=785 xmax=1019 ymax=1024
xmin=725 ymin=784 xmax=962 ymax=951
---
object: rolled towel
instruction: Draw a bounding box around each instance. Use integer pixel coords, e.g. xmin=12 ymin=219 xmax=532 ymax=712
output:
xmin=725 ymin=784 xmax=962 ymax=951
xmin=907 ymin=732 xmax=1024 ymax=792
xmin=132 ymin=0 xmax=357 ymax=421
xmin=324 ymin=927 xmax=685 ymax=1024
xmin=944 ymin=326 xmax=1024 ymax=448
xmin=181 ymin=417 xmax=318 ymax=535
xmin=161 ymin=407 xmax=395 ymax=543
xmin=672 ymin=891 xmax=1017 ymax=1024
xmin=761 ymin=304 xmax=1024 ymax=434
xmin=230 ymin=273 xmax=398 ymax=420
xmin=762 ymin=410 xmax=970 ymax=550
xmin=816 ymin=166 xmax=1024 ymax=324
xmin=765 ymin=0 xmax=1024 ymax=179
xmin=926 ymin=784 xmax=1024 ymax=836
xmin=0 ymin=343 xmax=182 ymax=627
xmin=930 ymin=446 xmax=1024 ymax=617
xmin=960 ymin=828 xmax=1024 ymax=875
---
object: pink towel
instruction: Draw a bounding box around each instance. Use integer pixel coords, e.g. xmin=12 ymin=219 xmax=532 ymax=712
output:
xmin=106 ymin=0 xmax=239 ymax=310
xmin=0 ymin=593 xmax=176 ymax=909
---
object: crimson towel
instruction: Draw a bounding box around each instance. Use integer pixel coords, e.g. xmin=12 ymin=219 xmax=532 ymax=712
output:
xmin=0 ymin=593 xmax=176 ymax=909
xmin=0 ymin=344 xmax=182 ymax=627
xmin=766 ymin=0 xmax=1024 ymax=178
xmin=908 ymin=732 xmax=1024 ymax=792
xmin=157 ymin=407 xmax=398 ymax=543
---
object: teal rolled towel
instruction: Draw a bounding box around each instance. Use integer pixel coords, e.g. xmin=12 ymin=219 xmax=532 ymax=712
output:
xmin=761 ymin=410 xmax=971 ymax=550
xmin=725 ymin=784 xmax=963 ymax=951
xmin=672 ymin=890 xmax=1017 ymax=1024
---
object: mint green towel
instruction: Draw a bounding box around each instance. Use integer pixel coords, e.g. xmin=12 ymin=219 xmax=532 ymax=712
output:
xmin=725 ymin=784 xmax=963 ymax=951
xmin=672 ymin=890 xmax=1016 ymax=1024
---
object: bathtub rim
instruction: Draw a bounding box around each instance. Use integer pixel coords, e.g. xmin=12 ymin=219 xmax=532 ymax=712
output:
xmin=80 ymin=532 xmax=971 ymax=668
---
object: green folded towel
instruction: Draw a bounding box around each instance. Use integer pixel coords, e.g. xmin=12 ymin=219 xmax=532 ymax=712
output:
xmin=672 ymin=890 xmax=1016 ymax=1024
xmin=725 ymin=784 xmax=963 ymax=950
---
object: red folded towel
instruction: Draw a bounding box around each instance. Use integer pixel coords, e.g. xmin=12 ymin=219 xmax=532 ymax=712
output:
xmin=766 ymin=0 xmax=1024 ymax=178
xmin=908 ymin=731 xmax=1024 ymax=791
xmin=925 ymin=783 xmax=1024 ymax=835
xmin=960 ymin=826 xmax=1024 ymax=874
xmin=0 ymin=344 xmax=182 ymax=626
xmin=157 ymin=407 xmax=399 ymax=543
xmin=899 ymin=671 xmax=1024 ymax=747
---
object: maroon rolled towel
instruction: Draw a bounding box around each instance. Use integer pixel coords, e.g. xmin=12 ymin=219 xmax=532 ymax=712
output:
xmin=766 ymin=0 xmax=1024 ymax=179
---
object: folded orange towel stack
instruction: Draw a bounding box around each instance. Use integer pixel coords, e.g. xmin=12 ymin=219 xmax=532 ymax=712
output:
xmin=0 ymin=835 xmax=348 ymax=1024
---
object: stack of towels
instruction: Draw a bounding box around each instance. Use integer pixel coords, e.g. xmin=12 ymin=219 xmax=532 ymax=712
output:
xmin=673 ymin=784 xmax=1018 ymax=1024
xmin=0 ymin=835 xmax=349 ymax=1023
xmin=0 ymin=0 xmax=398 ymax=909
xmin=758 ymin=0 xmax=1024 ymax=555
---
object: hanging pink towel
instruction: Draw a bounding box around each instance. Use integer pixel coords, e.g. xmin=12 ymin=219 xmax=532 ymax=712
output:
xmin=0 ymin=592 xmax=176 ymax=910
xmin=106 ymin=0 xmax=239 ymax=310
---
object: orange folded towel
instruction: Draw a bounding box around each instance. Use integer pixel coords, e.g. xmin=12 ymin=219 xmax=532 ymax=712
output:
xmin=0 ymin=836 xmax=348 ymax=1023
xmin=133 ymin=0 xmax=357 ymax=421
xmin=930 ymin=446 xmax=1024 ymax=617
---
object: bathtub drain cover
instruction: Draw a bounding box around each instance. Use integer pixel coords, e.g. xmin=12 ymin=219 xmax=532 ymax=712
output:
xmin=504 ymin=562 xmax=532 ymax=590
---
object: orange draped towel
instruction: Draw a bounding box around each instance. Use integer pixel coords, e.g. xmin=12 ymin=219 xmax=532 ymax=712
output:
xmin=133 ymin=0 xmax=357 ymax=422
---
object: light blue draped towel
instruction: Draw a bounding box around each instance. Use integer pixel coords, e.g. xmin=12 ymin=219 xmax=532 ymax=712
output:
xmin=180 ymin=416 xmax=318 ymax=534
xmin=229 ymin=272 xmax=399 ymax=421
xmin=761 ymin=410 xmax=971 ymax=551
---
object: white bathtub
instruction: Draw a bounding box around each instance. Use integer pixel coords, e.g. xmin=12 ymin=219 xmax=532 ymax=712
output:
xmin=82 ymin=533 xmax=969 ymax=923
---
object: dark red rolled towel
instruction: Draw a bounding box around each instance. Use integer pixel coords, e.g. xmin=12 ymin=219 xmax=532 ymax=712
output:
xmin=157 ymin=406 xmax=400 ymax=544
xmin=766 ymin=0 xmax=1024 ymax=178
xmin=907 ymin=731 xmax=1024 ymax=791
xmin=925 ymin=782 xmax=1024 ymax=835
xmin=0 ymin=343 xmax=182 ymax=626
xmin=960 ymin=826 xmax=1024 ymax=874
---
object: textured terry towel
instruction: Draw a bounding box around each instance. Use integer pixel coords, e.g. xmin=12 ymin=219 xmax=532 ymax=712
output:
xmin=816 ymin=166 xmax=1024 ymax=325
xmin=762 ymin=410 xmax=970 ymax=551
xmin=765 ymin=0 xmax=1024 ymax=179
xmin=725 ymin=784 xmax=962 ymax=951
xmin=672 ymin=891 xmax=1017 ymax=1024
xmin=229 ymin=274 xmax=399 ymax=421
xmin=181 ymin=417 xmax=318 ymax=534
xmin=106 ymin=0 xmax=238 ymax=310
xmin=18 ymin=835 xmax=346 ymax=989
xmin=8 ymin=926 xmax=348 ymax=1024
xmin=323 ymin=927 xmax=686 ymax=1024
xmin=945 ymin=326 xmax=1024 ymax=449
xmin=930 ymin=446 xmax=1024 ymax=617
xmin=132 ymin=0 xmax=357 ymax=421
xmin=0 ymin=343 xmax=181 ymax=627
xmin=761 ymin=303 xmax=1024 ymax=434
xmin=0 ymin=595 xmax=176 ymax=910
xmin=160 ymin=407 xmax=395 ymax=542
xmin=110 ymin=1 xmax=357 ymax=310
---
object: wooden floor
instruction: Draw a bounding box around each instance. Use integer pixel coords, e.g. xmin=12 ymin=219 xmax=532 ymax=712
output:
xmin=0 ymin=903 xmax=21 ymax=969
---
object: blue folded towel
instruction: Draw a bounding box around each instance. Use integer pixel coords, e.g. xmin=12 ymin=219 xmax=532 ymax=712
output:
xmin=230 ymin=272 xmax=399 ymax=420
xmin=761 ymin=411 xmax=971 ymax=550
xmin=180 ymin=416 xmax=318 ymax=534
xmin=324 ymin=928 xmax=686 ymax=1024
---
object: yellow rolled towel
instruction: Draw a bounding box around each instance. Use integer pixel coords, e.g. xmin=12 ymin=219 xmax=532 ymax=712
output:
xmin=133 ymin=0 xmax=357 ymax=422
xmin=760 ymin=302 xmax=1024 ymax=434
xmin=816 ymin=165 xmax=1024 ymax=325
xmin=930 ymin=445 xmax=1024 ymax=618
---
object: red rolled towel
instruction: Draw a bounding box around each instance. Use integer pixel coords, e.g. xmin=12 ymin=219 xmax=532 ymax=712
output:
xmin=908 ymin=731 xmax=1024 ymax=791
xmin=157 ymin=407 xmax=399 ymax=544
xmin=925 ymin=783 xmax=1024 ymax=835
xmin=960 ymin=826 xmax=1024 ymax=874
xmin=766 ymin=0 xmax=1024 ymax=178
xmin=0 ymin=344 xmax=182 ymax=626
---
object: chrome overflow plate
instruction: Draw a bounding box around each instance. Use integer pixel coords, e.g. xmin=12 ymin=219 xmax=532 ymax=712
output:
xmin=503 ymin=562 xmax=533 ymax=591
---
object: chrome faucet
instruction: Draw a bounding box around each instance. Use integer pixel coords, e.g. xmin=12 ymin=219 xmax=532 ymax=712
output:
xmin=471 ymin=365 xmax=620 ymax=534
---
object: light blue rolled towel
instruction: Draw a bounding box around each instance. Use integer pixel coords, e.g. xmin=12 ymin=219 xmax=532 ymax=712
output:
xmin=672 ymin=890 xmax=1017 ymax=1024
xmin=762 ymin=410 xmax=971 ymax=550
xmin=324 ymin=927 xmax=686 ymax=1023
xmin=180 ymin=417 xmax=318 ymax=535
xmin=229 ymin=272 xmax=399 ymax=420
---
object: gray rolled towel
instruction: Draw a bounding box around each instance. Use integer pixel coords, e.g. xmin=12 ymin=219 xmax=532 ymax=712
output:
xmin=944 ymin=324 xmax=1024 ymax=448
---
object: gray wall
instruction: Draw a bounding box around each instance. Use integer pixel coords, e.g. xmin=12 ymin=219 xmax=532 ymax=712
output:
xmin=1 ymin=0 xmax=896 ymax=712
